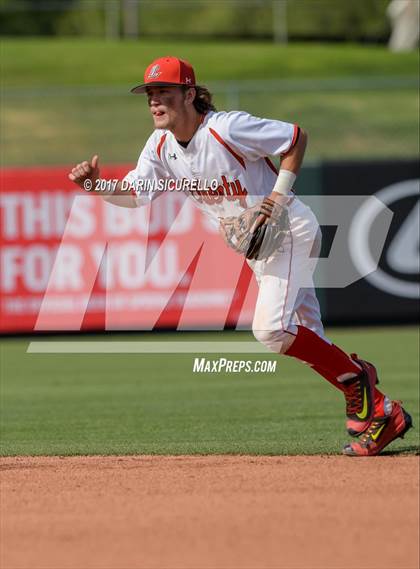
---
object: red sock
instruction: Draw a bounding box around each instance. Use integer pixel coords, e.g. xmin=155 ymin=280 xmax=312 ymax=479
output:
xmin=285 ymin=326 xmax=361 ymax=379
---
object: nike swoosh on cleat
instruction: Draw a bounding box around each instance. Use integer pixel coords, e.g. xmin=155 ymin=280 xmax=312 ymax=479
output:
xmin=356 ymin=387 xmax=368 ymax=420
xmin=371 ymin=423 xmax=386 ymax=441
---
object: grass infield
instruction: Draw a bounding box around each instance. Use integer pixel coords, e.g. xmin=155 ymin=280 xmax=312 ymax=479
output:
xmin=0 ymin=327 xmax=418 ymax=457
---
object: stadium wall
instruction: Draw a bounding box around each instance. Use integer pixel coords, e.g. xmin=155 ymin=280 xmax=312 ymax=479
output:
xmin=0 ymin=160 xmax=418 ymax=333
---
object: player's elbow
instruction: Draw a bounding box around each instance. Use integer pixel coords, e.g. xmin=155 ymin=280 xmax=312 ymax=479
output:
xmin=298 ymin=128 xmax=308 ymax=148
xmin=283 ymin=127 xmax=307 ymax=157
xmin=293 ymin=127 xmax=308 ymax=157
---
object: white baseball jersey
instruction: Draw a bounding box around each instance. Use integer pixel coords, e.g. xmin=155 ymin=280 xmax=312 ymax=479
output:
xmin=124 ymin=110 xmax=299 ymax=220
xmin=124 ymin=109 xmax=324 ymax=346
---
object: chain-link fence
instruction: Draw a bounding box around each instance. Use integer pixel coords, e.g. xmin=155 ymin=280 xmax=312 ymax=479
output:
xmin=2 ymin=76 xmax=418 ymax=167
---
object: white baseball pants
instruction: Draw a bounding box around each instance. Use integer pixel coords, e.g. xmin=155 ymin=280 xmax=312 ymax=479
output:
xmin=248 ymin=197 xmax=325 ymax=353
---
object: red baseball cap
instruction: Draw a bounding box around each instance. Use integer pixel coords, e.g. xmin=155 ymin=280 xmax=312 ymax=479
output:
xmin=131 ymin=56 xmax=196 ymax=94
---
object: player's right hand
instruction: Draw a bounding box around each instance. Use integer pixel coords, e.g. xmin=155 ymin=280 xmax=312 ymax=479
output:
xmin=68 ymin=155 xmax=100 ymax=190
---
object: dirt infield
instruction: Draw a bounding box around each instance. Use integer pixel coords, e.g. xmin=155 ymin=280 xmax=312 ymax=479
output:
xmin=1 ymin=456 xmax=418 ymax=569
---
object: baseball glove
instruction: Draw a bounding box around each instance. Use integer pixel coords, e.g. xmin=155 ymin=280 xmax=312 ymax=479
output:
xmin=219 ymin=197 xmax=290 ymax=260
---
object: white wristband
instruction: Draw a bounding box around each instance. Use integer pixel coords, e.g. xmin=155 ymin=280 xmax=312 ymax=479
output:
xmin=272 ymin=169 xmax=296 ymax=196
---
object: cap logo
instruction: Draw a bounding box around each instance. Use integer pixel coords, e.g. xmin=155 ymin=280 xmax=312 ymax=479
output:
xmin=185 ymin=77 xmax=192 ymax=84
xmin=148 ymin=64 xmax=162 ymax=79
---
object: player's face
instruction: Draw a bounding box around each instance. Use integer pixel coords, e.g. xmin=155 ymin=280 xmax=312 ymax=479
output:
xmin=146 ymin=86 xmax=190 ymax=131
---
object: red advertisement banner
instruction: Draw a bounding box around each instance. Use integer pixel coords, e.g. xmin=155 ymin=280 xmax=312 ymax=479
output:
xmin=0 ymin=166 xmax=257 ymax=332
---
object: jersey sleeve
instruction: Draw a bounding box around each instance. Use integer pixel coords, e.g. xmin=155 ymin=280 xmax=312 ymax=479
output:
xmin=222 ymin=111 xmax=298 ymax=161
xmin=123 ymin=131 xmax=170 ymax=207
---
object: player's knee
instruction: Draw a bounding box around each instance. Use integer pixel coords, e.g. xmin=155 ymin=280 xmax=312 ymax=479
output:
xmin=252 ymin=328 xmax=295 ymax=354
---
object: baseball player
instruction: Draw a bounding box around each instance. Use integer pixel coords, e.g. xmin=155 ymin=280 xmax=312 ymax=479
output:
xmin=69 ymin=56 xmax=412 ymax=456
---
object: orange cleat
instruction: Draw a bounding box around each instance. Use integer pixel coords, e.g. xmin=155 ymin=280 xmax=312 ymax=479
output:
xmin=342 ymin=400 xmax=413 ymax=457
xmin=343 ymin=355 xmax=378 ymax=437
xmin=346 ymin=389 xmax=390 ymax=437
